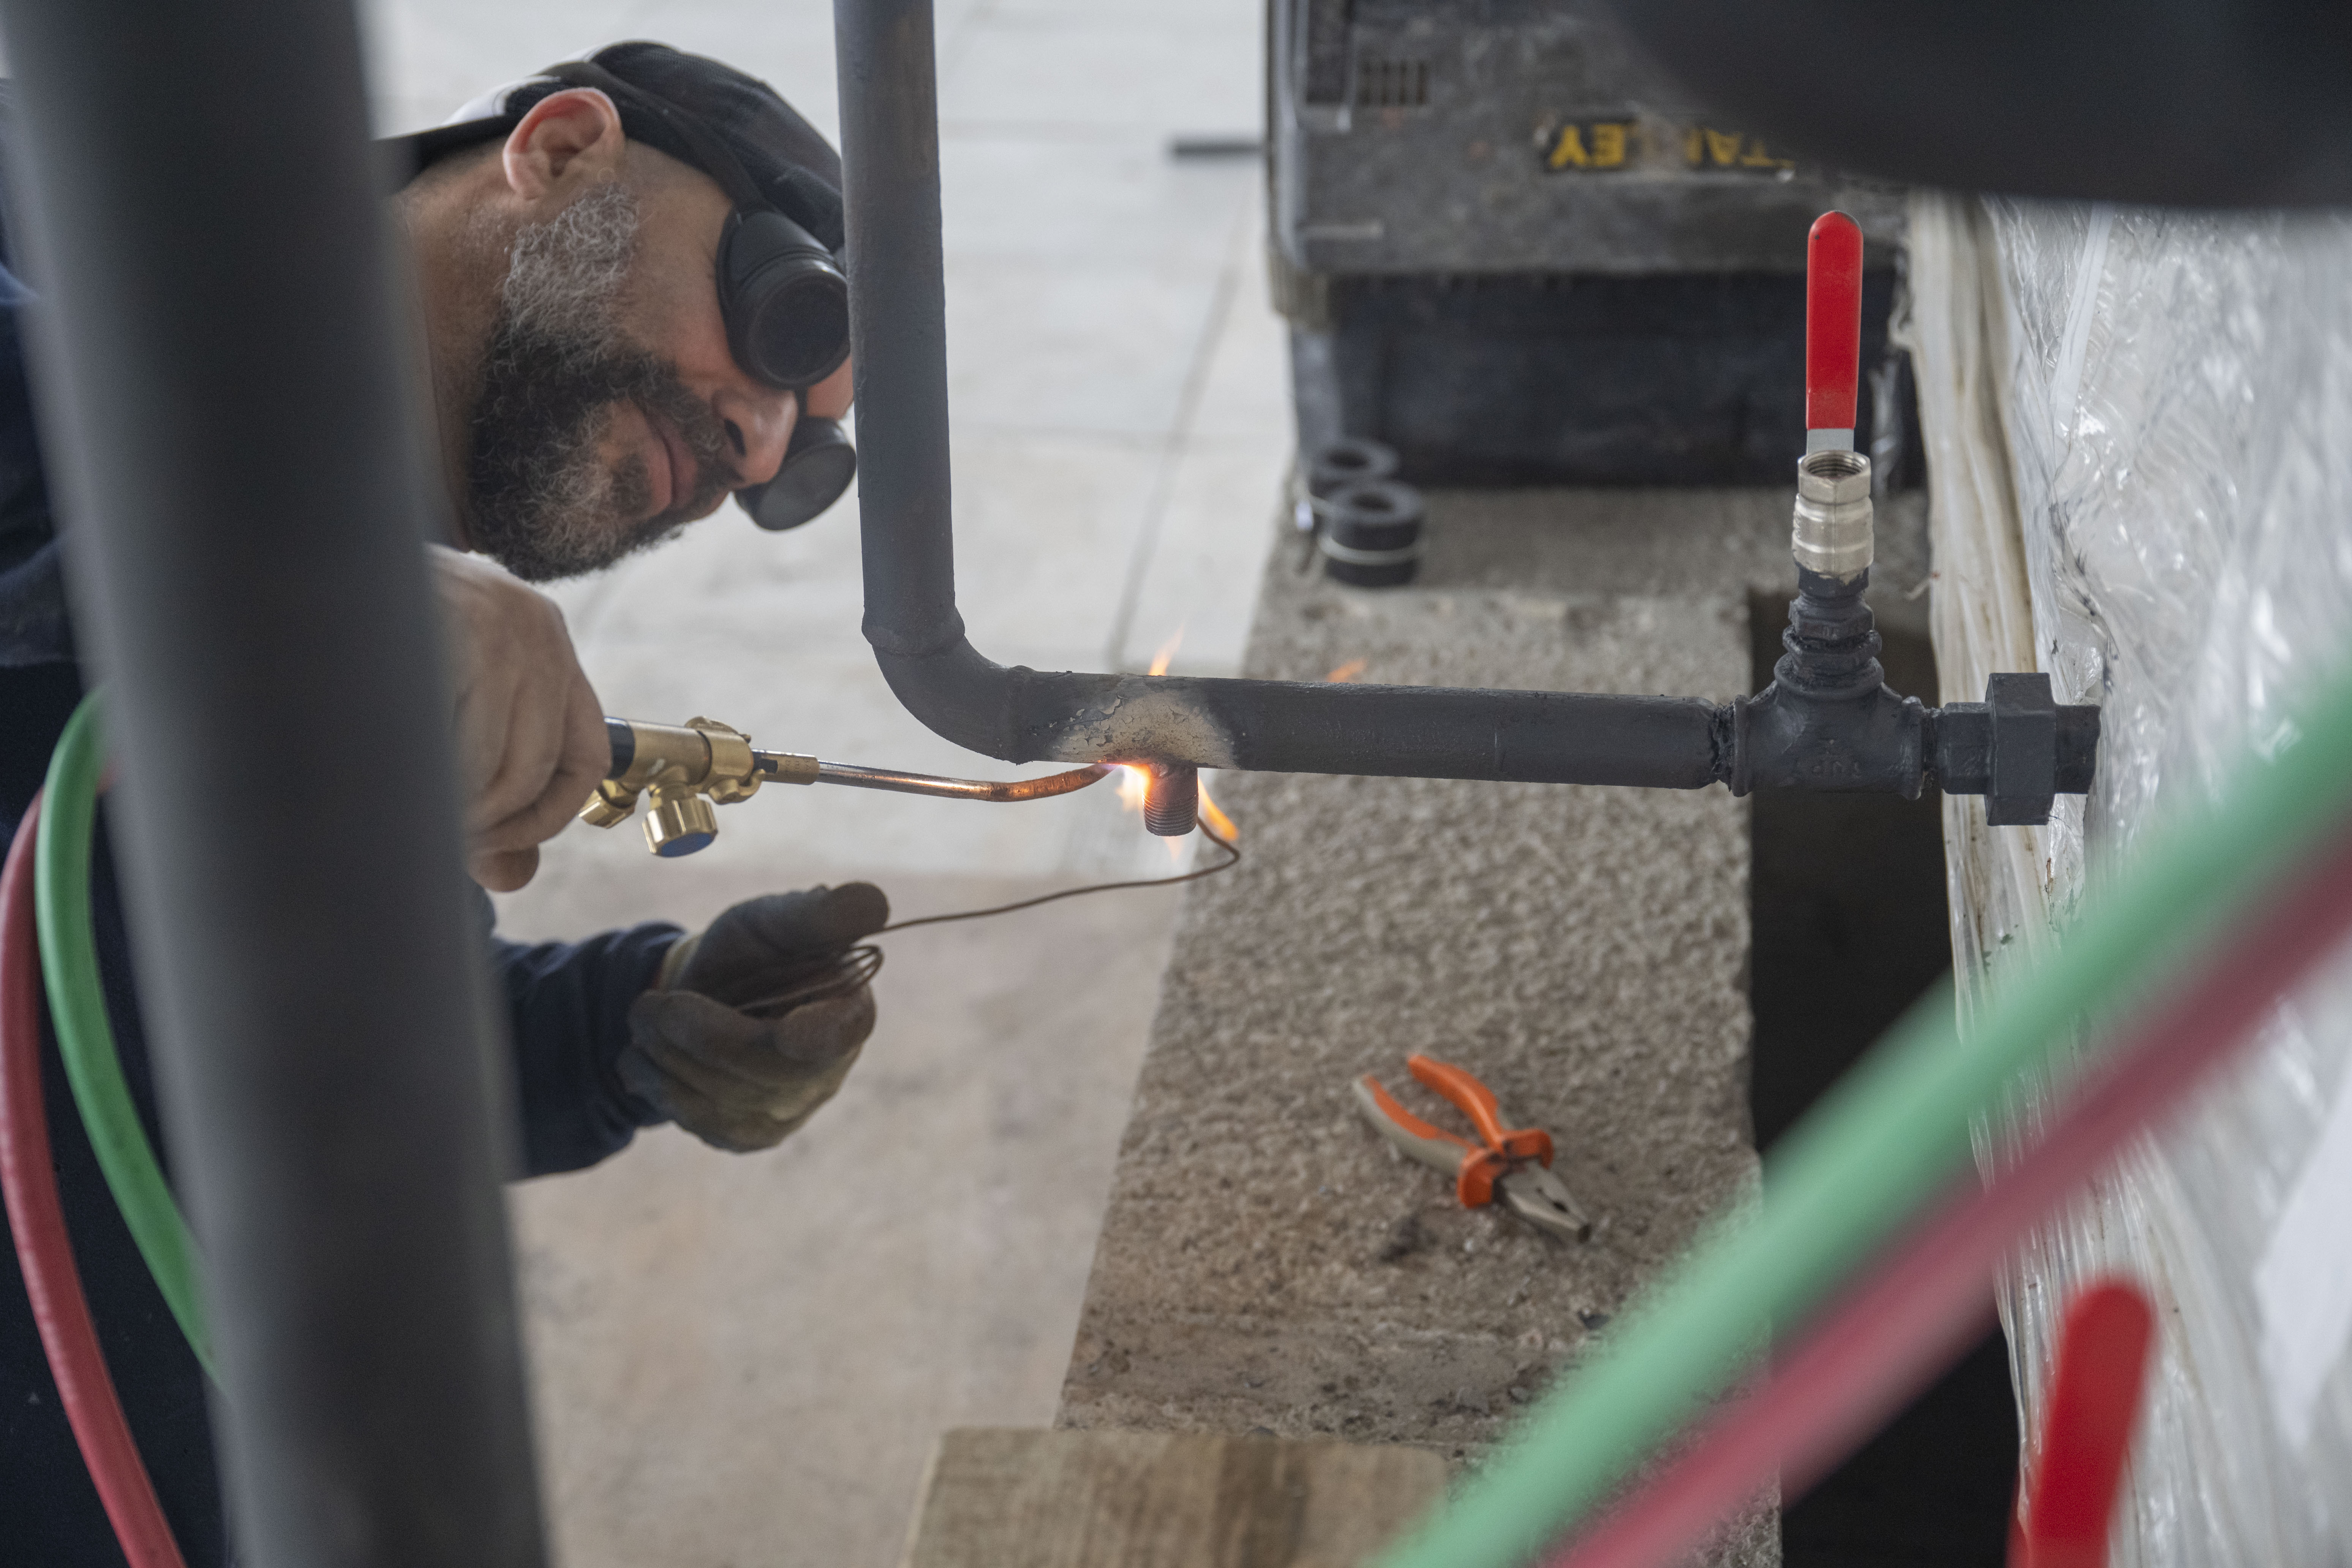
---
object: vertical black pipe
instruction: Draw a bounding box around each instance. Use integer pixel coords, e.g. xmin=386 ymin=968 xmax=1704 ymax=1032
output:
xmin=0 ymin=5 xmax=548 ymax=1566
xmin=835 ymin=0 xmax=965 ymax=662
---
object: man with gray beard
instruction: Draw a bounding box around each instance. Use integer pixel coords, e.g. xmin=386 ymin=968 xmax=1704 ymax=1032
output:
xmin=0 ymin=44 xmax=884 ymax=1564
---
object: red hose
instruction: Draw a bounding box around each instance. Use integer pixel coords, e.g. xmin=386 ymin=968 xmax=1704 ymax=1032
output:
xmin=1548 ymin=818 xmax=2352 ymax=1568
xmin=1 ymin=793 xmax=188 ymax=1568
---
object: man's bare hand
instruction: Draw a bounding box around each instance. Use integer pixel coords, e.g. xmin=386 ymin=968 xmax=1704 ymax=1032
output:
xmin=430 ymin=546 xmax=608 ymax=891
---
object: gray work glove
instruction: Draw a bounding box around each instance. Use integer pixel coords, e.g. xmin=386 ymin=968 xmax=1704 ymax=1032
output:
xmin=619 ymin=883 xmax=889 ymax=1153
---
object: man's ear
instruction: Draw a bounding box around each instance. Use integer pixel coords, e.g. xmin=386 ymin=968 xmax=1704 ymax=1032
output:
xmin=502 ymin=88 xmax=627 ymax=202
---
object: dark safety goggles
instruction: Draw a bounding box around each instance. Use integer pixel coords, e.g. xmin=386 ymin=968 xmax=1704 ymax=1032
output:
xmin=549 ymin=62 xmax=856 ymax=530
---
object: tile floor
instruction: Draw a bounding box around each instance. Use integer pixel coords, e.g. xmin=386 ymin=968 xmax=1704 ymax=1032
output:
xmin=363 ymin=3 xmax=1288 ymax=1563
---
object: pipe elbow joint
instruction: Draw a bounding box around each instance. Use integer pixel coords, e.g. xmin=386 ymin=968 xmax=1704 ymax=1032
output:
xmin=873 ymin=637 xmax=1029 ymax=763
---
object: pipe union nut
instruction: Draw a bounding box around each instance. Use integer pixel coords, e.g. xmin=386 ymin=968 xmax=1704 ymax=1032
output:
xmin=1791 ymin=449 xmax=1875 ymax=582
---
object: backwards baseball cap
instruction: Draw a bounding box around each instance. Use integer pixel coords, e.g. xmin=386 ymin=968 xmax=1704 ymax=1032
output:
xmin=384 ymin=41 xmax=843 ymax=253
xmin=383 ymin=42 xmax=858 ymax=531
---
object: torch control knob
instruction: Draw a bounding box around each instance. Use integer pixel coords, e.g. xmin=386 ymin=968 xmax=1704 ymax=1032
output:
xmin=644 ymin=789 xmax=719 ymax=858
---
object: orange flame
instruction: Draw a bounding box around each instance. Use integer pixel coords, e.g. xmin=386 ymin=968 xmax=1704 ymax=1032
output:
xmin=1197 ymin=775 xmax=1239 ymax=845
xmin=1113 ymin=762 xmax=1152 ymax=814
xmin=1326 ymin=657 xmax=1368 ymax=683
xmin=1147 ymin=624 xmax=1185 ymax=678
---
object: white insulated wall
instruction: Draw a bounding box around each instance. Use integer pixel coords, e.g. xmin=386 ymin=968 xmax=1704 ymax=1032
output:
xmin=1906 ymin=191 xmax=2352 ymax=1562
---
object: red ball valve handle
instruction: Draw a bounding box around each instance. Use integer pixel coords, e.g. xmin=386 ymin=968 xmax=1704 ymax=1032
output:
xmin=2010 ymin=1278 xmax=2156 ymax=1568
xmin=1806 ymin=211 xmax=1864 ymax=453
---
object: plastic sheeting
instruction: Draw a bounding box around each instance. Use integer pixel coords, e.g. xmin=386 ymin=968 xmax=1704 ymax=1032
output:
xmin=1903 ymin=191 xmax=2352 ymax=1562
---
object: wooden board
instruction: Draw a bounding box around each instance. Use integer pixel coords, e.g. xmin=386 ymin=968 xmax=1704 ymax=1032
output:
xmin=899 ymin=1427 xmax=1448 ymax=1568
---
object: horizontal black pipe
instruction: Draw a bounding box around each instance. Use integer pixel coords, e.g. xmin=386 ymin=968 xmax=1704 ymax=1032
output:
xmin=876 ymin=644 xmax=1728 ymax=787
xmin=0 ymin=2 xmax=548 ymax=1565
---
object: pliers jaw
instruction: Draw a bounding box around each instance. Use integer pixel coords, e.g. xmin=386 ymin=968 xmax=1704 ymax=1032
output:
xmin=1499 ymin=1163 xmax=1593 ymax=1244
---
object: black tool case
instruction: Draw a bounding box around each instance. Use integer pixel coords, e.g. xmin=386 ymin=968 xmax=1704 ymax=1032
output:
xmin=1269 ymin=0 xmax=1911 ymax=485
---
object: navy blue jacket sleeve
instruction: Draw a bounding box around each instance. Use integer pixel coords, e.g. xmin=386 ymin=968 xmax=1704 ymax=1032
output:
xmin=479 ymin=891 xmax=683 ymax=1176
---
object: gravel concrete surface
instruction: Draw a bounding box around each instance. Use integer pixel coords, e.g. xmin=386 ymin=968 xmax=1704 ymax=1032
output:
xmin=1057 ymin=487 xmax=1800 ymax=1564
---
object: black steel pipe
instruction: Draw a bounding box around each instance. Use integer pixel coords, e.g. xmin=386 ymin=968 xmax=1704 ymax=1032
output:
xmin=834 ymin=0 xmax=2096 ymax=816
xmin=833 ymin=0 xmax=1731 ymax=792
xmin=883 ymin=642 xmax=1728 ymax=786
xmin=0 ymin=5 xmax=547 ymax=1567
xmin=831 ymin=0 xmax=2100 ymax=811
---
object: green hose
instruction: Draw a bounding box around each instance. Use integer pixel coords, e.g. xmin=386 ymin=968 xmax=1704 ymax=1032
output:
xmin=1377 ymin=662 xmax=2352 ymax=1568
xmin=35 ymin=692 xmax=214 ymax=1381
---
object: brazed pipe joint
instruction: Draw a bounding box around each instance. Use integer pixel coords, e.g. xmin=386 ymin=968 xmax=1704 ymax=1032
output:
xmin=1143 ymin=763 xmax=1199 ymax=837
xmin=1791 ymin=448 xmax=1874 ymax=582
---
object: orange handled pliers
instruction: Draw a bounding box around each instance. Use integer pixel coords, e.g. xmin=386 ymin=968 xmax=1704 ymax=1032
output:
xmin=1353 ymin=1054 xmax=1592 ymax=1242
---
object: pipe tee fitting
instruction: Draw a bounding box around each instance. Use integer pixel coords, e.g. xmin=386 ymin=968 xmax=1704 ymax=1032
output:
xmin=1791 ymin=449 xmax=1874 ymax=582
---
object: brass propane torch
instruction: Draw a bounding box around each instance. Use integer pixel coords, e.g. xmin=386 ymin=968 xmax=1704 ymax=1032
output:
xmin=583 ymin=716 xmax=1113 ymax=858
